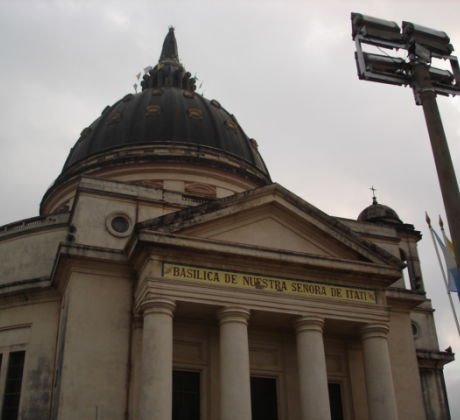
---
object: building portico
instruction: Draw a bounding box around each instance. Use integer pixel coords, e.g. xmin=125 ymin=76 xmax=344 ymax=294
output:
xmin=133 ymin=269 xmax=405 ymax=420
xmin=129 ymin=187 xmax=416 ymax=420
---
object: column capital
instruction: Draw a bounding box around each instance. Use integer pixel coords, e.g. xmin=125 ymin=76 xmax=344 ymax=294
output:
xmin=361 ymin=323 xmax=390 ymax=340
xmin=141 ymin=297 xmax=175 ymax=317
xmin=295 ymin=315 xmax=325 ymax=334
xmin=218 ymin=306 xmax=250 ymax=326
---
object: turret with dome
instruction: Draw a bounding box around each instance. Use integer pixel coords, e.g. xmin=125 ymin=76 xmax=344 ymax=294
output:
xmin=358 ymin=195 xmax=403 ymax=225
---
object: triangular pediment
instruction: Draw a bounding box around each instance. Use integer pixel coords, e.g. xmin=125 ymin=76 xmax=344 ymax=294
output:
xmin=178 ymin=204 xmax=362 ymax=260
xmin=138 ymin=184 xmax=401 ymax=267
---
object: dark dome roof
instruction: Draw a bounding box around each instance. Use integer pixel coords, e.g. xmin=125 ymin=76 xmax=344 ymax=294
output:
xmin=58 ymin=27 xmax=270 ymax=183
xmin=62 ymin=88 xmax=268 ymax=175
xmin=358 ymin=197 xmax=403 ymax=225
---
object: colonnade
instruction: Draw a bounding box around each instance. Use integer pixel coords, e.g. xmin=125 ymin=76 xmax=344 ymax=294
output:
xmin=137 ymin=298 xmax=398 ymax=420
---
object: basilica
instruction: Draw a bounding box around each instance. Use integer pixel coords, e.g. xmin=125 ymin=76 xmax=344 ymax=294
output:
xmin=0 ymin=28 xmax=454 ymax=420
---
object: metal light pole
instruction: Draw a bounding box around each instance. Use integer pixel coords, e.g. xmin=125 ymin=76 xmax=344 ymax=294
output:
xmin=351 ymin=13 xmax=460 ymax=299
xmin=412 ymin=62 xmax=460 ymax=276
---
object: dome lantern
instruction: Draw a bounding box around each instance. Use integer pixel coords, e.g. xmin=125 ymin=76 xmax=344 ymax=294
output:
xmin=141 ymin=27 xmax=196 ymax=91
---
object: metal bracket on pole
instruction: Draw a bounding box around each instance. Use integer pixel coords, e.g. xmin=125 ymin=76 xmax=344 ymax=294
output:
xmin=354 ymin=35 xmax=409 ymax=86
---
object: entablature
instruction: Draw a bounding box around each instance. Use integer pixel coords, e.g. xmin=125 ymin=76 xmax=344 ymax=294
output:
xmin=129 ymin=231 xmax=402 ymax=289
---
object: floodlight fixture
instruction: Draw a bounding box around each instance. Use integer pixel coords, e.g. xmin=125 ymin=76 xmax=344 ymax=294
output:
xmin=351 ymin=12 xmax=460 ymax=299
xmin=356 ymin=52 xmax=408 ymax=86
xmin=351 ymin=13 xmax=403 ymax=48
xmin=352 ymin=12 xmax=460 ymax=96
xmin=449 ymin=56 xmax=460 ymax=85
xmin=363 ymin=53 xmax=406 ymax=74
xmin=403 ymin=21 xmax=454 ymax=57
xmin=428 ymin=67 xmax=455 ymax=86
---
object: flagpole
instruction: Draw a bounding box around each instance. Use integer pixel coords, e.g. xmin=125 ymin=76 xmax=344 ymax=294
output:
xmin=426 ymin=213 xmax=460 ymax=335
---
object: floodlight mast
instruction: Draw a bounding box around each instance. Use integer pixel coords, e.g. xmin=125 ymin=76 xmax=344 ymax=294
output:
xmin=352 ymin=13 xmax=460 ymax=299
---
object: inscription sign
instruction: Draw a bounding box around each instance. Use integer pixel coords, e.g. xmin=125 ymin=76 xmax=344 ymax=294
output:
xmin=162 ymin=263 xmax=376 ymax=304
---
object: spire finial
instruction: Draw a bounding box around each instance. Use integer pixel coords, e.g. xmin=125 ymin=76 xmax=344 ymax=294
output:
xmin=141 ymin=27 xmax=196 ymax=92
xmin=425 ymin=211 xmax=432 ymax=227
xmin=159 ymin=26 xmax=179 ymax=63
xmin=439 ymin=215 xmax=445 ymax=231
xmin=370 ymin=186 xmax=378 ymax=204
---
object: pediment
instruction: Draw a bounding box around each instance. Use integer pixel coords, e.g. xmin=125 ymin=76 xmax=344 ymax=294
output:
xmin=178 ymin=204 xmax=363 ymax=260
xmin=138 ymin=184 xmax=401 ymax=267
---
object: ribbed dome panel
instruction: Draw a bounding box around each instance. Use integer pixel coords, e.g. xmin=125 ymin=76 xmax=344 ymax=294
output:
xmin=62 ymin=88 xmax=268 ymax=177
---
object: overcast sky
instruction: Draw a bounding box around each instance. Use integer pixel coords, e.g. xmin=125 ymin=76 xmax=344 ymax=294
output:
xmin=1 ymin=0 xmax=459 ymax=416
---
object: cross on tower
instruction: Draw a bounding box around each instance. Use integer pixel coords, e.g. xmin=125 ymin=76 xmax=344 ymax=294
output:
xmin=370 ymin=186 xmax=377 ymax=204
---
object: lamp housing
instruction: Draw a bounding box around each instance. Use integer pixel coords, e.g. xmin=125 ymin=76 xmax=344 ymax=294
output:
xmin=403 ymin=21 xmax=454 ymax=57
xmin=352 ymin=13 xmax=403 ymax=47
xmin=355 ymin=51 xmax=408 ymax=86
xmin=363 ymin=52 xmax=407 ymax=75
xmin=428 ymin=67 xmax=455 ymax=86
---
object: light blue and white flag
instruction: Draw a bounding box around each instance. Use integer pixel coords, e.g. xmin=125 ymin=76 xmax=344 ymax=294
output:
xmin=432 ymin=224 xmax=460 ymax=293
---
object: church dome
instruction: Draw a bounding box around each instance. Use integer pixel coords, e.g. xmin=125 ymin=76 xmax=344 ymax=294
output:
xmin=357 ymin=197 xmax=403 ymax=225
xmin=61 ymin=86 xmax=268 ymax=177
xmin=42 ymin=28 xmax=270 ymax=212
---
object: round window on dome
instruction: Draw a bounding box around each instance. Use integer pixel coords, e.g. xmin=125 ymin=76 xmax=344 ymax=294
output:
xmin=106 ymin=213 xmax=133 ymax=237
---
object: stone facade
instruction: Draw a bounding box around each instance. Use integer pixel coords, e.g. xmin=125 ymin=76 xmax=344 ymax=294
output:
xmin=0 ymin=176 xmax=454 ymax=419
xmin=0 ymin=29 xmax=454 ymax=420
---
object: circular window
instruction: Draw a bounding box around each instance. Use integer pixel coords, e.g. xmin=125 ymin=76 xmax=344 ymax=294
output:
xmin=111 ymin=216 xmax=130 ymax=233
xmin=106 ymin=213 xmax=132 ymax=237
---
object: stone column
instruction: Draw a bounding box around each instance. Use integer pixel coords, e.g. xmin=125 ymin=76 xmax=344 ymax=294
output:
xmin=218 ymin=307 xmax=252 ymax=420
xmin=138 ymin=298 xmax=176 ymax=420
xmin=295 ymin=316 xmax=331 ymax=420
xmin=361 ymin=323 xmax=399 ymax=420
xmin=130 ymin=316 xmax=143 ymax=420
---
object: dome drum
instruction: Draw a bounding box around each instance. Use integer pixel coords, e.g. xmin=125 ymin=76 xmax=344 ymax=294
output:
xmin=40 ymin=143 xmax=268 ymax=214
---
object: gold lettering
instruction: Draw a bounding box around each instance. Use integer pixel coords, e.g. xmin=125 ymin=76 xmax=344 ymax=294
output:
xmin=224 ymin=273 xmax=237 ymax=284
xmin=163 ymin=263 xmax=375 ymax=304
